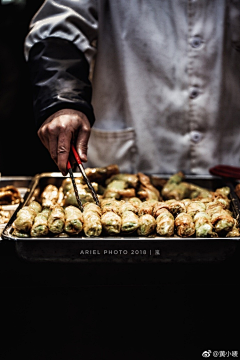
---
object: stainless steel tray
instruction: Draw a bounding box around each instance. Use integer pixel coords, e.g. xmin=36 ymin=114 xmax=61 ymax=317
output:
xmin=2 ymin=173 xmax=240 ymax=263
xmin=0 ymin=176 xmax=32 ymax=238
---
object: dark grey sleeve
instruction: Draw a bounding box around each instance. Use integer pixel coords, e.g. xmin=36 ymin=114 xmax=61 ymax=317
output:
xmin=28 ymin=37 xmax=95 ymax=128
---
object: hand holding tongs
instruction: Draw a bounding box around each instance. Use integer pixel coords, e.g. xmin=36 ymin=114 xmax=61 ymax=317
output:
xmin=67 ymin=144 xmax=100 ymax=211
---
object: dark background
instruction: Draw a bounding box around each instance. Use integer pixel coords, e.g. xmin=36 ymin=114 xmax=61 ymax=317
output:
xmin=0 ymin=2 xmax=239 ymax=360
xmin=0 ymin=0 xmax=58 ymax=175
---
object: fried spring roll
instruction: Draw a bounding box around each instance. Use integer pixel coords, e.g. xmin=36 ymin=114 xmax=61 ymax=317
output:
xmin=138 ymin=200 xmax=158 ymax=216
xmin=137 ymin=172 xmax=161 ymax=201
xmin=13 ymin=201 xmax=42 ymax=232
xmin=84 ymin=202 xmax=102 ymax=216
xmin=156 ymin=208 xmax=174 ymax=237
xmin=215 ymin=187 xmax=230 ymax=197
xmin=29 ymin=201 xmax=42 ymax=215
xmin=193 ymin=211 xmax=213 ymax=237
xmin=12 ymin=229 xmax=29 ymax=238
xmin=188 ymin=184 xmax=212 ymax=199
xmin=206 ymin=203 xmax=224 ymax=216
xmin=31 ymin=208 xmax=51 ymax=237
xmin=152 ymin=202 xmax=170 ymax=218
xmin=41 ymin=184 xmax=59 ymax=208
xmin=212 ymin=195 xmax=230 ymax=210
xmin=101 ymin=211 xmax=122 ymax=235
xmin=187 ymin=201 xmax=206 ymax=218
xmin=193 ymin=196 xmax=214 ymax=204
xmin=166 ymin=182 xmax=192 ymax=200
xmin=118 ymin=188 xmax=136 ymax=198
xmin=48 ymin=204 xmax=65 ymax=234
xmin=206 ymin=202 xmax=235 ymax=232
xmin=165 ymin=200 xmax=186 ymax=217
xmin=83 ymin=203 xmax=102 ymax=237
xmin=84 ymin=164 xmax=120 ymax=183
xmin=62 ymin=177 xmax=84 ymax=194
xmin=63 ymin=183 xmax=99 ymax=206
xmin=175 ymin=213 xmax=195 ymax=237
xmin=57 ymin=186 xmax=64 ymax=206
xmin=181 ymin=198 xmax=192 ymax=208
xmin=210 ymin=210 xmax=235 ymax=233
xmin=105 ymin=173 xmax=139 ymax=188
xmin=119 ymin=201 xmax=138 ymax=215
xmin=103 ymin=179 xmax=128 ymax=199
xmin=64 ymin=205 xmax=83 ymax=234
xmin=100 ymin=199 xmax=122 ymax=214
xmin=62 ymin=178 xmax=74 ymax=194
xmin=128 ymin=197 xmax=142 ymax=208
xmin=102 ymin=181 xmax=136 ymax=199
xmin=161 ymin=172 xmax=185 ymax=199
xmin=137 ymin=214 xmax=156 ymax=236
xmin=121 ymin=210 xmax=139 ymax=233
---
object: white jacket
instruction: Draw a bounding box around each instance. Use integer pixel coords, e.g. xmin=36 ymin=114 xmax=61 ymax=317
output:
xmin=25 ymin=0 xmax=240 ymax=174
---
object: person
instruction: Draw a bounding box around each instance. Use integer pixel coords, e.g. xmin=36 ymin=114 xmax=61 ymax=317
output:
xmin=24 ymin=0 xmax=240 ymax=176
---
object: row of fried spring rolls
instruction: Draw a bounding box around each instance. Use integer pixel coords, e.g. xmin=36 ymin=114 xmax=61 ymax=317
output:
xmin=36 ymin=184 xmax=156 ymax=237
xmin=99 ymin=196 xmax=237 ymax=237
xmin=12 ymin=194 xmax=239 ymax=238
xmin=151 ymin=197 xmax=238 ymax=237
xmin=12 ymin=201 xmax=83 ymax=237
xmin=123 ymin=196 xmax=238 ymax=237
xmin=13 ymin=184 xmax=84 ymax=237
xmin=12 ymin=199 xmax=154 ymax=238
xmin=38 ymin=184 xmax=148 ymax=236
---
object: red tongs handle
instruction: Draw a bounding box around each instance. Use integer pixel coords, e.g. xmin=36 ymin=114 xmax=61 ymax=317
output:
xmin=209 ymin=165 xmax=240 ymax=179
xmin=67 ymin=160 xmax=72 ymax=170
xmin=71 ymin=144 xmax=82 ymax=165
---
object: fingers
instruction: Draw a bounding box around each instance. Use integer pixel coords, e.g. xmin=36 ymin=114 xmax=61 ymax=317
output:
xmin=57 ymin=130 xmax=72 ymax=176
xmin=37 ymin=109 xmax=91 ymax=175
xmin=38 ymin=118 xmax=72 ymax=175
xmin=76 ymin=120 xmax=91 ymax=162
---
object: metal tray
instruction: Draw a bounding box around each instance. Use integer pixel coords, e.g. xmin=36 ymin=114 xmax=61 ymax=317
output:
xmin=2 ymin=172 xmax=240 ymax=263
xmin=0 ymin=176 xmax=32 ymax=238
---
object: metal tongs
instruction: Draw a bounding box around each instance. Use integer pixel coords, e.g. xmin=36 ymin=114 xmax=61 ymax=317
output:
xmin=67 ymin=144 xmax=100 ymax=211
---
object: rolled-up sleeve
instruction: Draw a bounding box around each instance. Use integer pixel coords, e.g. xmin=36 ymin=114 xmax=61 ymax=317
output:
xmin=24 ymin=0 xmax=98 ymax=128
xmin=24 ymin=0 xmax=98 ymax=63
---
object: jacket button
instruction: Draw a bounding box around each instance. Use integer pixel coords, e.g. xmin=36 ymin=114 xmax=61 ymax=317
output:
xmin=189 ymin=86 xmax=199 ymax=99
xmin=191 ymin=131 xmax=203 ymax=143
xmin=190 ymin=36 xmax=202 ymax=48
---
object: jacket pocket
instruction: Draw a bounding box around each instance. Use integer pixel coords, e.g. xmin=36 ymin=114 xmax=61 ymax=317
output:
xmin=86 ymin=127 xmax=137 ymax=173
xmin=229 ymin=0 xmax=240 ymax=51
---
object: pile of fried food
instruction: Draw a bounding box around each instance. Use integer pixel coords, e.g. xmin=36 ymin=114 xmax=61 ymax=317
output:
xmin=0 ymin=185 xmax=21 ymax=206
xmin=11 ymin=165 xmax=239 ymax=238
xmin=0 ymin=207 xmax=11 ymax=225
xmin=0 ymin=185 xmax=22 ymax=226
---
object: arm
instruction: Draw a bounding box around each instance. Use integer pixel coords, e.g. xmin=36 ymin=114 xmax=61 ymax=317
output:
xmin=24 ymin=0 xmax=98 ymax=175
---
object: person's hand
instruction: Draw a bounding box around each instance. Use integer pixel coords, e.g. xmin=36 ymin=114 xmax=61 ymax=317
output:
xmin=37 ymin=109 xmax=91 ymax=176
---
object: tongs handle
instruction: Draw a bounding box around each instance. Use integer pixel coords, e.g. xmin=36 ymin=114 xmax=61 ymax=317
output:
xmin=71 ymin=144 xmax=82 ymax=165
xmin=67 ymin=160 xmax=72 ymax=171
